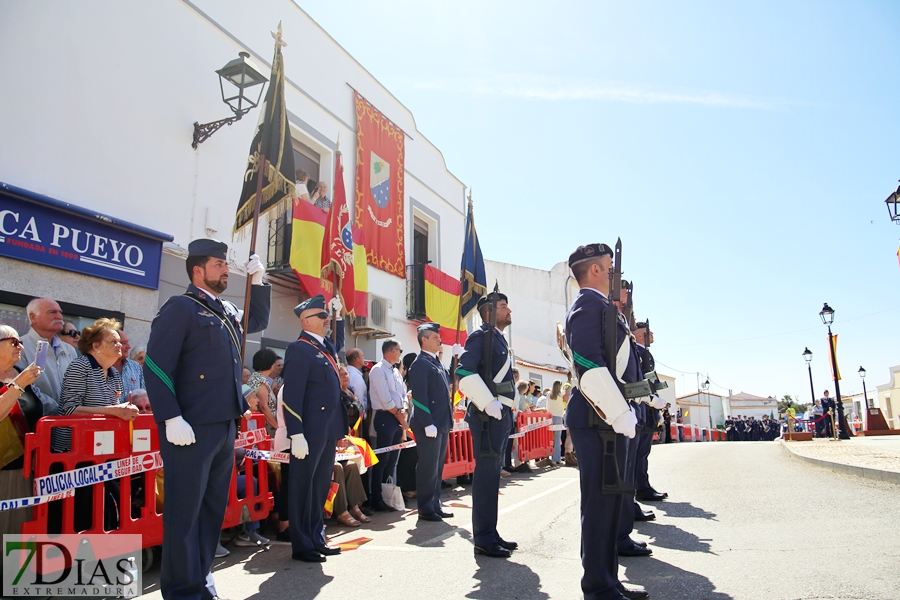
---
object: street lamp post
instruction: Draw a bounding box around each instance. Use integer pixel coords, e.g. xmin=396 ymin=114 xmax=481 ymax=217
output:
xmin=802 ymin=348 xmax=815 ymax=436
xmin=819 ymin=303 xmax=851 ymax=439
xmin=859 ymin=366 xmax=869 ymax=431
xmin=702 ymin=378 xmax=711 ymax=441
xmin=192 ymin=52 xmax=268 ymax=148
xmin=884 ymin=181 xmax=900 ymax=224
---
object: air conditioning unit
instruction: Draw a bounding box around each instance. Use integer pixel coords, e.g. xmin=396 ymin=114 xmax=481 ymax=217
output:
xmin=353 ymin=294 xmax=393 ymax=338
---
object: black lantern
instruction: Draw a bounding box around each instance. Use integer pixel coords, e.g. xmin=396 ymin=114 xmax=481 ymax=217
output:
xmin=192 ymin=52 xmax=268 ymax=149
xmin=819 ymin=303 xmax=835 ymax=326
xmin=802 ymin=348 xmax=815 ymax=406
xmin=885 ymin=181 xmax=900 ymax=224
xmin=802 ymin=347 xmax=812 ymax=364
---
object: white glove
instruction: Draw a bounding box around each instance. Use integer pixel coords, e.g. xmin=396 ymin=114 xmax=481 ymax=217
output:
xmin=291 ymin=433 xmax=309 ymax=459
xmin=451 ymin=344 xmax=464 ymax=358
xmin=165 ymin=416 xmax=196 ymax=446
xmin=424 ymin=425 xmax=438 ymax=438
xmin=484 ymin=399 xmax=503 ymax=420
xmin=329 ymin=296 xmax=343 ymax=315
xmin=245 ymin=254 xmax=265 ymax=285
xmin=612 ymin=409 xmax=638 ymax=439
xmin=649 ymin=395 xmax=667 ymax=410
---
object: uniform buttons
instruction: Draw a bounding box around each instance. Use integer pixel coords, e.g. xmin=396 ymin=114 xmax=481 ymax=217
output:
xmin=210 ymin=321 xmax=215 ymax=325
xmin=321 ymin=406 xmax=325 ymax=411
xmin=200 ymin=374 xmax=205 ymax=379
xmin=233 ymin=359 xmax=237 ymax=364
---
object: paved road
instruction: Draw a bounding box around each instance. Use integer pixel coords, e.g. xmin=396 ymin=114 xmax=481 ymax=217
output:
xmin=135 ymin=441 xmax=900 ymax=600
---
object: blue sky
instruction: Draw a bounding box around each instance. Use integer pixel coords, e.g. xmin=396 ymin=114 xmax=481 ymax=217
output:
xmin=297 ymin=0 xmax=900 ymax=402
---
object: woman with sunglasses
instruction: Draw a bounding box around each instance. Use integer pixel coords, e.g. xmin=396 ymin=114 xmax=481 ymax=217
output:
xmin=0 ymin=325 xmax=43 ymax=535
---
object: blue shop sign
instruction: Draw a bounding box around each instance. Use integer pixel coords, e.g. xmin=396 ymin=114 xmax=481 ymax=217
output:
xmin=0 ymin=182 xmax=173 ymax=290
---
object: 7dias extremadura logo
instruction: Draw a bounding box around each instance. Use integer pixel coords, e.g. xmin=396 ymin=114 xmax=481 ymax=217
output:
xmin=3 ymin=534 xmax=142 ymax=597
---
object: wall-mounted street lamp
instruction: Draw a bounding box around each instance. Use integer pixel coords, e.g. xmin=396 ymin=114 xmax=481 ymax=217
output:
xmin=192 ymin=52 xmax=268 ymax=149
xmin=884 ymin=181 xmax=900 ymax=224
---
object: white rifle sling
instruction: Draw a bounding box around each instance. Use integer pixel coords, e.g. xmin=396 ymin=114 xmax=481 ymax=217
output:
xmin=459 ymin=373 xmax=495 ymax=411
xmin=580 ymin=367 xmax=631 ymax=425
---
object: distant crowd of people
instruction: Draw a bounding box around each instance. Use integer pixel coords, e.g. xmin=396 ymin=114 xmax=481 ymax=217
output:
xmin=724 ymin=415 xmax=781 ymax=441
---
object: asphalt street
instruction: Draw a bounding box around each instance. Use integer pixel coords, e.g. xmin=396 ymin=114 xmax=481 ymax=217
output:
xmin=134 ymin=441 xmax=900 ymax=600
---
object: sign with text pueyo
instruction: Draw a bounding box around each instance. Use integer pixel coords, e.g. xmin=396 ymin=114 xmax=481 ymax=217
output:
xmin=0 ymin=193 xmax=163 ymax=289
xmin=3 ymin=534 xmax=142 ymax=598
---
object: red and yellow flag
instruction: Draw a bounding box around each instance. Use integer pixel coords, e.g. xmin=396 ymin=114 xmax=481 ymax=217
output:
xmin=424 ymin=265 xmax=467 ymax=345
xmin=290 ymin=200 xmax=332 ymax=299
xmin=345 ymin=435 xmax=378 ymax=467
xmin=830 ymin=334 xmax=841 ymax=381
xmin=323 ymin=481 xmax=339 ymax=517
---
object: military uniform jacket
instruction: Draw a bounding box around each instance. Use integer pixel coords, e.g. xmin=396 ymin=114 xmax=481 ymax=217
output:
xmin=282 ymin=326 xmax=347 ymax=443
xmin=408 ymin=352 xmax=452 ymax=430
xmin=565 ymin=288 xmax=642 ymax=429
xmin=456 ymin=323 xmax=516 ymax=412
xmin=144 ymin=283 xmax=271 ymax=425
xmin=638 ymin=344 xmax=659 ymax=428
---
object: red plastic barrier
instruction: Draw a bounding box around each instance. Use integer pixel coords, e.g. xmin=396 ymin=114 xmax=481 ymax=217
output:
xmin=21 ymin=414 xmax=273 ymax=554
xmin=516 ymin=410 xmax=553 ymax=463
xmin=670 ymin=423 xmax=679 ymax=441
xmin=442 ymin=410 xmax=475 ymax=480
xmin=223 ymin=415 xmax=274 ymax=528
xmin=682 ymin=424 xmax=693 ymax=441
xmin=22 ymin=413 xmax=164 ymax=566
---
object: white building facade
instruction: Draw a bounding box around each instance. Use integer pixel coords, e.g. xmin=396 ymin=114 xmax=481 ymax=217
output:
xmin=0 ymin=0 xmax=468 ymax=363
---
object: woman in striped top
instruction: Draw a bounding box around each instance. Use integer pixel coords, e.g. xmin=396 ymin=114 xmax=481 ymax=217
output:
xmin=51 ymin=318 xmax=138 ymax=453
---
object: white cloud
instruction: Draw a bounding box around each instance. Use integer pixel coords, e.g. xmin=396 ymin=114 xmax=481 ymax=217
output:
xmin=410 ymin=75 xmax=781 ymax=109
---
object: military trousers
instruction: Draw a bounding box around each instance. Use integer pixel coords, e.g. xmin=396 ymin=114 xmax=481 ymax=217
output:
xmin=633 ymin=428 xmax=654 ymax=492
xmin=569 ymin=426 xmax=628 ymax=600
xmin=289 ymin=436 xmax=337 ymax=553
xmin=465 ymin=405 xmax=514 ymax=548
xmin=410 ymin=423 xmax=450 ymax=517
xmin=616 ymin=431 xmax=638 ymax=550
xmin=158 ymin=419 xmax=235 ymax=600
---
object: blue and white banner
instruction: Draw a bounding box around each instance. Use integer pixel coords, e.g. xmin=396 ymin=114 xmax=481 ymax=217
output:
xmin=0 ymin=186 xmax=165 ymax=289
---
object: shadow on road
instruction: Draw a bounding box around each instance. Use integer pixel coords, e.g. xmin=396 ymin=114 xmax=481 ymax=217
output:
xmin=467 ymin=556 xmax=548 ymax=600
xmin=243 ymin=550 xmax=334 ymax=600
xmin=655 ymin=500 xmax=717 ymax=520
xmin=633 ymin=520 xmax=715 ymax=554
xmin=624 ymin=557 xmax=733 ymax=600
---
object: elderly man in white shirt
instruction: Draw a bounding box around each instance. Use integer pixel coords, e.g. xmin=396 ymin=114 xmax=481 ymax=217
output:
xmin=367 ymin=339 xmax=408 ymax=511
xmin=16 ymin=297 xmax=77 ymax=414
xmin=345 ymin=348 xmax=368 ymax=419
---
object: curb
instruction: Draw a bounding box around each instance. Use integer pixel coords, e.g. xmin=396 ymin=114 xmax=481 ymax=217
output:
xmin=779 ymin=439 xmax=900 ymax=485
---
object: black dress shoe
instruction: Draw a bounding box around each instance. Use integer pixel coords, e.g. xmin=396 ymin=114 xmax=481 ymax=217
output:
xmin=314 ymin=544 xmax=342 ymax=556
xmin=371 ymin=501 xmax=396 ymax=512
xmin=292 ymin=550 xmax=325 ymax=562
xmin=275 ymin=529 xmax=291 ymax=543
xmin=418 ymin=513 xmax=443 ymax=522
xmin=634 ymin=540 xmax=647 ymax=548
xmin=618 ymin=582 xmax=650 ymax=599
xmin=635 ymin=488 xmax=667 ymax=501
xmin=618 ymin=544 xmax=652 ymax=557
xmin=634 ymin=510 xmax=656 ymax=521
xmin=474 ymin=544 xmax=512 ymax=558
xmin=435 ymin=509 xmax=454 ymax=518
xmin=497 ymin=538 xmax=518 ymax=551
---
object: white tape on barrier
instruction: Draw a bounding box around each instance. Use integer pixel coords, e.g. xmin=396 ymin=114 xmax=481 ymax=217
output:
xmin=234 ymin=427 xmax=268 ymax=449
xmin=0 ymin=489 xmax=75 ymax=512
xmin=32 ymin=451 xmax=164 ymax=497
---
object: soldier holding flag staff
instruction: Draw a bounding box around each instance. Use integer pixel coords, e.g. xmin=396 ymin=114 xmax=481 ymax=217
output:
xmin=144 ymin=238 xmax=271 ymax=600
xmin=408 ymin=322 xmax=454 ymax=522
xmin=455 ymin=290 xmax=518 ymax=558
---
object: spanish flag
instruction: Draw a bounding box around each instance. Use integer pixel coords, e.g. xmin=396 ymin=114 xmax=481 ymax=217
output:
xmin=345 ymin=435 xmax=378 ymax=467
xmin=323 ymin=481 xmax=339 ymax=517
xmin=290 ymin=200 xmax=332 ymax=299
xmin=830 ymin=334 xmax=841 ymax=381
xmin=424 ymin=265 xmax=467 ymax=345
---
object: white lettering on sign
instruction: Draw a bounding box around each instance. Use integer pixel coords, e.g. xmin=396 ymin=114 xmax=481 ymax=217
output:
xmin=18 ymin=217 xmax=41 ymax=242
xmin=125 ymin=245 xmax=143 ymax=267
xmin=0 ymin=210 xmax=18 ymax=235
xmin=51 ymin=223 xmax=69 ymax=247
xmin=92 ymin=234 xmax=108 ymax=258
xmin=109 ymin=238 xmax=126 ymax=262
xmin=71 ymin=228 xmax=91 ymax=253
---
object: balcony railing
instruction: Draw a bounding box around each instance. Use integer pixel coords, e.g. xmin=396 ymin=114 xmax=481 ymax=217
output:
xmin=406 ymin=264 xmax=426 ymax=321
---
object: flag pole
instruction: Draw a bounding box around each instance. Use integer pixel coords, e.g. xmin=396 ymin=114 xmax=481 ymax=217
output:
xmin=330 ymin=138 xmax=341 ymax=347
xmin=240 ymin=153 xmax=266 ymax=361
xmin=449 ymin=190 xmax=473 ymax=399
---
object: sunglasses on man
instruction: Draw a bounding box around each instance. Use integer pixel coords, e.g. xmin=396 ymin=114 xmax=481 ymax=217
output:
xmin=61 ymin=329 xmax=80 ymax=338
xmin=0 ymin=337 xmax=24 ymax=348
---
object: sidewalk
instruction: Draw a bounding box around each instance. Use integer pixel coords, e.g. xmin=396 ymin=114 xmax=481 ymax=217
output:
xmin=780 ymin=436 xmax=900 ymax=484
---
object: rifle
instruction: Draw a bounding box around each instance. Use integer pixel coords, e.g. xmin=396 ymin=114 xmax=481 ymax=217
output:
xmin=623 ymin=280 xmax=636 ymax=332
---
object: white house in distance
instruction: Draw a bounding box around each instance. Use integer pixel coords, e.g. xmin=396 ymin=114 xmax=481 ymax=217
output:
xmin=875 ymin=365 xmax=900 ymax=428
xmin=729 ymin=391 xmax=779 ymax=420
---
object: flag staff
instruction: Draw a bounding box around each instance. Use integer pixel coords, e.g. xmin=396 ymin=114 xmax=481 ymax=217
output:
xmin=449 ymin=190 xmax=474 ymax=398
xmin=330 ymin=137 xmax=342 ymax=346
xmin=240 ymin=154 xmax=266 ymax=360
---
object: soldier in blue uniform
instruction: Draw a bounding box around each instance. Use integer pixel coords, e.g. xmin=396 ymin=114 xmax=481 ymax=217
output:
xmin=407 ymin=322 xmax=454 ymax=522
xmin=632 ymin=322 xmax=668 ymax=505
xmin=456 ymin=291 xmax=518 ymax=558
xmin=564 ymin=243 xmax=649 ymax=600
xmin=282 ymin=294 xmax=347 ymax=563
xmin=144 ymin=238 xmax=270 ymax=600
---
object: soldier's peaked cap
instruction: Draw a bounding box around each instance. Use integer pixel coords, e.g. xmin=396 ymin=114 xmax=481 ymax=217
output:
xmin=417 ymin=322 xmax=440 ymax=334
xmin=188 ymin=238 xmax=228 ymax=260
xmin=476 ymin=291 xmax=508 ymax=310
xmin=568 ymin=243 xmax=613 ymax=268
xmin=294 ymin=295 xmax=326 ymax=317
